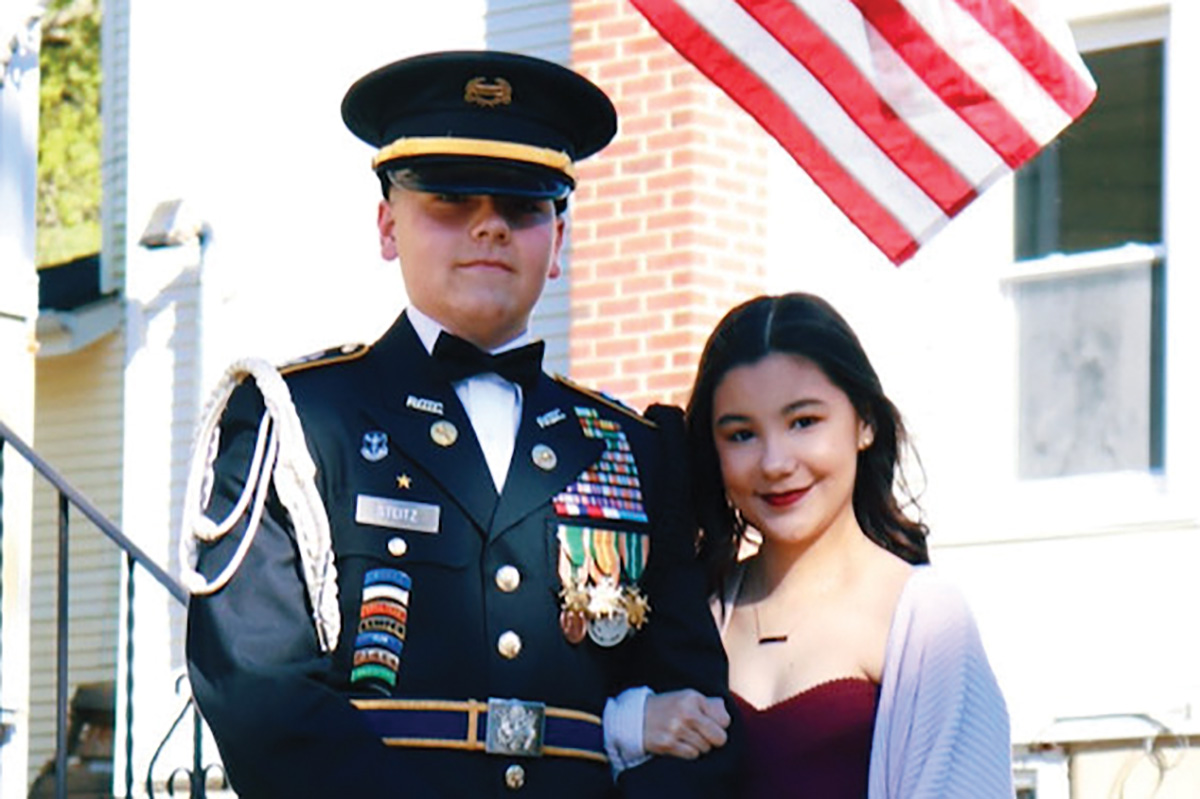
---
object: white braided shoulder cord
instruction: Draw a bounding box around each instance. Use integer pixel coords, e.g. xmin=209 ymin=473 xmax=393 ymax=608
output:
xmin=179 ymin=357 xmax=341 ymax=652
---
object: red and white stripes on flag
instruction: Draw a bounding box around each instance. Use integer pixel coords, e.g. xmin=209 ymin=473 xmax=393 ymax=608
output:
xmin=628 ymin=0 xmax=1097 ymax=265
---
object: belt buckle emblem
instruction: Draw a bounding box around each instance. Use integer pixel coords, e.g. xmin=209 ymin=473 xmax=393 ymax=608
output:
xmin=485 ymin=698 xmax=546 ymax=757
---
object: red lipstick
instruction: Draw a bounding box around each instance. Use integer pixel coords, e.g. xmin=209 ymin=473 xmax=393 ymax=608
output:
xmin=761 ymin=488 xmax=808 ymax=508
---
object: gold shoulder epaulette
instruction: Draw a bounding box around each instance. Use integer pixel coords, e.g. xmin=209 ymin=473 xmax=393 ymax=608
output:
xmin=279 ymin=342 xmax=370 ymax=375
xmin=552 ymin=374 xmax=656 ymax=428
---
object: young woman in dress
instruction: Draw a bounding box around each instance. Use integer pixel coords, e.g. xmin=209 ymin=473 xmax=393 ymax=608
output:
xmin=628 ymin=293 xmax=1014 ymax=798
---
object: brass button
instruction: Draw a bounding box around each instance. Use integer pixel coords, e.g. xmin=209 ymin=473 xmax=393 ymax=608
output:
xmin=497 ymin=630 xmax=522 ymax=660
xmin=504 ymin=763 xmax=525 ymax=789
xmin=387 ymin=537 xmax=408 ymax=557
xmin=495 ymin=565 xmax=521 ymax=593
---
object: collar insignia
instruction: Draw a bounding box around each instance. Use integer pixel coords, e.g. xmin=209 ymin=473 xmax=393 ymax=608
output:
xmin=360 ymin=431 xmax=389 ymax=462
xmin=406 ymin=395 xmax=444 ymax=416
xmin=537 ymin=408 xmax=567 ymax=429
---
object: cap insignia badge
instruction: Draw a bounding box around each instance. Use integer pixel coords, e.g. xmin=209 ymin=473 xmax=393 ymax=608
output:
xmin=464 ymin=77 xmax=512 ymax=108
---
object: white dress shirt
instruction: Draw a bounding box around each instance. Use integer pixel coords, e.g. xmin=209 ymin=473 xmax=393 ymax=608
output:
xmin=407 ymin=306 xmax=527 ymax=492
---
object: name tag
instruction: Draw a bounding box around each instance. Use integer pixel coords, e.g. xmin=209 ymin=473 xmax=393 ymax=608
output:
xmin=355 ymin=495 xmax=440 ymax=534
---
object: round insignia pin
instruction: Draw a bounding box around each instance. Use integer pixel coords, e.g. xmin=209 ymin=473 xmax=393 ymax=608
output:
xmin=560 ymin=608 xmax=587 ymax=645
xmin=430 ymin=420 xmax=458 ymax=447
xmin=531 ymin=443 xmax=558 ymax=471
xmin=587 ymin=609 xmax=630 ymax=648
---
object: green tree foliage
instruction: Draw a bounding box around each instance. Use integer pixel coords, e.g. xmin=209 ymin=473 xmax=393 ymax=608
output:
xmin=37 ymin=0 xmax=102 ymax=267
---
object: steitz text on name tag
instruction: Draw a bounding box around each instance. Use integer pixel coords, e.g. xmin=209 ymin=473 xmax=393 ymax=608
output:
xmin=355 ymin=495 xmax=440 ymax=534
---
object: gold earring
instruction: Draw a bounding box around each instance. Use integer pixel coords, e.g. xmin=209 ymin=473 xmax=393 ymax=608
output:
xmin=858 ymin=429 xmax=874 ymax=451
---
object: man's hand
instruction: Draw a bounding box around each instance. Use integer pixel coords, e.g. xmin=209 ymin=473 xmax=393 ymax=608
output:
xmin=643 ymin=689 xmax=731 ymax=759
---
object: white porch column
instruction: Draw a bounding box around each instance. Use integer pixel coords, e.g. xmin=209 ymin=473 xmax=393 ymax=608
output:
xmin=0 ymin=9 xmax=42 ymax=797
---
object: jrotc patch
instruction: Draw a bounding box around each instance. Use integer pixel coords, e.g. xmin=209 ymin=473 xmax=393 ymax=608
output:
xmin=552 ymin=408 xmax=648 ymax=523
xmin=351 ymin=568 xmax=411 ymax=690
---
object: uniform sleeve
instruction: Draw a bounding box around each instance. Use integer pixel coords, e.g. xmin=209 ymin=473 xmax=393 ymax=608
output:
xmin=613 ymin=404 xmax=744 ymax=797
xmin=869 ymin=570 xmax=1014 ymax=799
xmin=185 ymin=381 xmax=448 ymax=798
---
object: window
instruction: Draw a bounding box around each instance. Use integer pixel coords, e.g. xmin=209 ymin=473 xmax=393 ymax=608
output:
xmin=1010 ymin=40 xmax=1164 ymax=481
xmin=1015 ymin=43 xmax=1163 ymax=260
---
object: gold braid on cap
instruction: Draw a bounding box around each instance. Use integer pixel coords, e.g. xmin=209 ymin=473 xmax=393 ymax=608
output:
xmin=372 ymin=136 xmax=576 ymax=179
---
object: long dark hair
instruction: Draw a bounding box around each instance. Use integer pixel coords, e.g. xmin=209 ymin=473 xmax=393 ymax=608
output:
xmin=687 ymin=293 xmax=929 ymax=585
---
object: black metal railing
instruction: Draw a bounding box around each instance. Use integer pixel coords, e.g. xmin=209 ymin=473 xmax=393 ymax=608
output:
xmin=0 ymin=417 xmax=222 ymax=798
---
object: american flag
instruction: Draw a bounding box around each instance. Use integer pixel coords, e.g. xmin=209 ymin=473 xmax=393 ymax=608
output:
xmin=628 ymin=0 xmax=1097 ymax=265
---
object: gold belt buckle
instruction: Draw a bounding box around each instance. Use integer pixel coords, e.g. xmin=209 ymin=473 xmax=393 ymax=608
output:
xmin=485 ymin=698 xmax=546 ymax=757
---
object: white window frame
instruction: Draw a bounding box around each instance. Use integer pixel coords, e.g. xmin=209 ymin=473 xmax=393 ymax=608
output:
xmin=996 ymin=8 xmax=1200 ymax=539
xmin=1013 ymin=746 xmax=1070 ymax=799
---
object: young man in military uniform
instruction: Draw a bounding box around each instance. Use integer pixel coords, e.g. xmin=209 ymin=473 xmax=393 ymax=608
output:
xmin=183 ymin=50 xmax=738 ymax=798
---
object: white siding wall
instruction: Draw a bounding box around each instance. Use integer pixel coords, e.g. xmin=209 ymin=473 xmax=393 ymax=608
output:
xmin=100 ymin=0 xmax=129 ymax=295
xmin=29 ymin=331 xmax=126 ymax=787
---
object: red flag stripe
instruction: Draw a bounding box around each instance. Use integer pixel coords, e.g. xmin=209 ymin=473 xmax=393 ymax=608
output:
xmin=630 ymin=0 xmax=923 ymax=263
xmin=793 ymin=0 xmax=1010 ymax=187
xmin=665 ymin=0 xmax=951 ymax=236
xmin=850 ymin=0 xmax=1043 ymax=167
xmin=953 ymin=0 xmax=1095 ymax=118
xmin=735 ymin=0 xmax=977 ymax=215
xmin=895 ymin=0 xmax=1079 ymax=145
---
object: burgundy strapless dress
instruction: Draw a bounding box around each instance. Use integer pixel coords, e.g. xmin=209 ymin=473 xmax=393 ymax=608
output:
xmin=732 ymin=677 xmax=879 ymax=799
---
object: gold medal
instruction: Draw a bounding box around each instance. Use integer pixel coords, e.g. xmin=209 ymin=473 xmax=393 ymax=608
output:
xmin=559 ymin=576 xmax=590 ymax=615
xmin=621 ymin=586 xmax=651 ymax=630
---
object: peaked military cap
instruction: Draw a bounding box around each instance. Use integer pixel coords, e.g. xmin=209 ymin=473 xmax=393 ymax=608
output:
xmin=341 ymin=50 xmax=618 ymax=200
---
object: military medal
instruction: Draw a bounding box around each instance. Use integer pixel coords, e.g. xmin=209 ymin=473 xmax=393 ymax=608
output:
xmin=618 ymin=533 xmax=650 ymax=632
xmin=555 ymin=524 xmax=653 ymax=646
xmin=621 ymin=585 xmax=650 ymax=629
xmin=557 ymin=542 xmax=591 ymax=644
xmin=588 ymin=608 xmax=630 ymax=647
xmin=586 ymin=577 xmax=623 ymax=619
xmin=559 ymin=608 xmax=588 ymax=644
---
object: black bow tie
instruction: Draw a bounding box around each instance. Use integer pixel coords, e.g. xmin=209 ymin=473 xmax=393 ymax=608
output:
xmin=432 ymin=332 xmax=545 ymax=389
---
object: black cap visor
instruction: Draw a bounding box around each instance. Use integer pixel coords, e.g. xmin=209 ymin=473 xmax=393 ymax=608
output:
xmin=383 ymin=157 xmax=574 ymax=200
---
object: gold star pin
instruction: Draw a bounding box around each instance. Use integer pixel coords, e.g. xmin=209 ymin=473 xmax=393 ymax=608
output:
xmin=396 ymin=474 xmax=412 ymax=490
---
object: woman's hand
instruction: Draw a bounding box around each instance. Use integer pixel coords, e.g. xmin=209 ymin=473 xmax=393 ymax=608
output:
xmin=643 ymin=689 xmax=731 ymax=759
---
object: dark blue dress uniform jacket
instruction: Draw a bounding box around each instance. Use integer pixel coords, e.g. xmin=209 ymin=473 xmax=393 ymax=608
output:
xmin=186 ymin=312 xmax=741 ymax=798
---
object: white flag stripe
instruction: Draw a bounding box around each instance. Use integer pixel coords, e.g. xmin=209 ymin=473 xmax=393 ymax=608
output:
xmin=794 ymin=0 xmax=1006 ymax=187
xmin=677 ymin=0 xmax=947 ymax=237
xmin=895 ymin=0 xmax=1073 ymax=144
xmin=1007 ymin=0 xmax=1097 ymax=94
